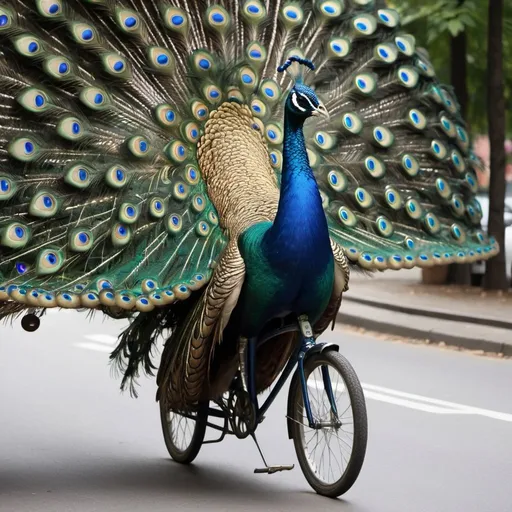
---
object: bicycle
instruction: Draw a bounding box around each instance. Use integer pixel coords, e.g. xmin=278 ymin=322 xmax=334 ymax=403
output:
xmin=159 ymin=315 xmax=368 ymax=499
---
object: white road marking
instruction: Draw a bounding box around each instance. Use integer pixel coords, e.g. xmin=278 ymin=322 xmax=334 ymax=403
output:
xmin=310 ymin=380 xmax=512 ymax=423
xmin=361 ymin=383 xmax=512 ymax=423
xmin=73 ymin=334 xmax=118 ymax=354
xmin=74 ymin=342 xmax=113 ymax=353
xmin=75 ymin=339 xmax=512 ymax=423
xmin=83 ymin=334 xmax=118 ymax=345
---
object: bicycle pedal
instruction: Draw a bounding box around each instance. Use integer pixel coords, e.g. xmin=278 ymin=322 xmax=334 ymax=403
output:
xmin=254 ymin=464 xmax=294 ymax=474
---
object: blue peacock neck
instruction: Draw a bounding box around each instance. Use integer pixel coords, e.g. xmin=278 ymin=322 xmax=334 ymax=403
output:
xmin=263 ymin=108 xmax=332 ymax=269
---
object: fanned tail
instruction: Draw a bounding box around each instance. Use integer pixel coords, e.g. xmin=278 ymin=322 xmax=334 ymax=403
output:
xmin=0 ymin=0 xmax=497 ymax=395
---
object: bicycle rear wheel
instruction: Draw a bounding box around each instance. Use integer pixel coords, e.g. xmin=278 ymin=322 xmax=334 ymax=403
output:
xmin=289 ymin=351 xmax=367 ymax=498
xmin=160 ymin=401 xmax=208 ymax=464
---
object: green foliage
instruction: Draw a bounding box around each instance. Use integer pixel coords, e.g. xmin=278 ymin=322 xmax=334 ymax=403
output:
xmin=390 ymin=0 xmax=512 ymax=135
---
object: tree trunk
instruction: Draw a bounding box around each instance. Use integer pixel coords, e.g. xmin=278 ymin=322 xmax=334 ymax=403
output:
xmin=484 ymin=0 xmax=507 ymax=290
xmin=446 ymin=0 xmax=471 ymax=285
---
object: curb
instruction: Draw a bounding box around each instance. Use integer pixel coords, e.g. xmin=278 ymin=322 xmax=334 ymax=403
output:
xmin=343 ymin=296 xmax=512 ymax=331
xmin=336 ymin=312 xmax=512 ymax=357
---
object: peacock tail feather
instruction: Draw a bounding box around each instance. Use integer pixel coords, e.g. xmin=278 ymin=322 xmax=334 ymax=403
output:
xmin=0 ymin=0 xmax=497 ymax=323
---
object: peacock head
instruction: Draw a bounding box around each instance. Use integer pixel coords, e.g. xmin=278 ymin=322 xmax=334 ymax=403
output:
xmin=278 ymin=56 xmax=329 ymax=121
xmin=287 ymin=84 xmax=329 ymax=120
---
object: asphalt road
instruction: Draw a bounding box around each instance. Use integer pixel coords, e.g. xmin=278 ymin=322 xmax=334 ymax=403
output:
xmin=1 ymin=310 xmax=511 ymax=512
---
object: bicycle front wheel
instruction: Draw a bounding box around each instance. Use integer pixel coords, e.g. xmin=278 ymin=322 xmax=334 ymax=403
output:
xmin=289 ymin=351 xmax=368 ymax=498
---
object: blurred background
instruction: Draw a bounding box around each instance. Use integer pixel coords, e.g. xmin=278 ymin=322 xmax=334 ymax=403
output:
xmin=383 ymin=0 xmax=512 ymax=291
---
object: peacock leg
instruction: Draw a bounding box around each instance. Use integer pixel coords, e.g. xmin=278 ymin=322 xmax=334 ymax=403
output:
xmin=238 ymin=336 xmax=259 ymax=407
xmin=238 ymin=336 xmax=249 ymax=394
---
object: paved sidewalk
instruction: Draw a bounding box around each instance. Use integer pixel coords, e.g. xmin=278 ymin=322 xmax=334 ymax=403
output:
xmin=337 ymin=268 xmax=512 ymax=356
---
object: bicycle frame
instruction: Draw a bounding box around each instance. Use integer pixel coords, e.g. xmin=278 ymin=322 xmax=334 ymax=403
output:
xmin=204 ymin=316 xmax=340 ymax=439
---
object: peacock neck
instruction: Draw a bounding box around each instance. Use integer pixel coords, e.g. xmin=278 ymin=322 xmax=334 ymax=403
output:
xmin=263 ymin=110 xmax=331 ymax=267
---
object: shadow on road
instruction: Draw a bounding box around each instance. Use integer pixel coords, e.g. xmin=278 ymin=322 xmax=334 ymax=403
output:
xmin=0 ymin=456 xmax=367 ymax=511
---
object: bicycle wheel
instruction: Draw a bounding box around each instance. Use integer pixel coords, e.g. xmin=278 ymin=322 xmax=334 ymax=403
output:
xmin=289 ymin=351 xmax=367 ymax=498
xmin=159 ymin=400 xmax=208 ymax=464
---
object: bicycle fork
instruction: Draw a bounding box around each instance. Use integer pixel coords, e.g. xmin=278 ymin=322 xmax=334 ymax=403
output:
xmin=297 ymin=315 xmax=339 ymax=429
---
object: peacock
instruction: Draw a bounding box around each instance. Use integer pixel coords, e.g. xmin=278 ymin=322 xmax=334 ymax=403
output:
xmin=0 ymin=0 xmax=498 ymax=408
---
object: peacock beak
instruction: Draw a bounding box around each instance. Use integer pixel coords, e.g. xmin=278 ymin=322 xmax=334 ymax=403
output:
xmin=313 ymin=102 xmax=329 ymax=120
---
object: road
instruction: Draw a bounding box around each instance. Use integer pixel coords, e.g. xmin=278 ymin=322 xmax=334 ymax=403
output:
xmin=1 ymin=310 xmax=511 ymax=512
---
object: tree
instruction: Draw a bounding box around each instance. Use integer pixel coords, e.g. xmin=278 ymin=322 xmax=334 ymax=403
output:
xmin=446 ymin=0 xmax=471 ymax=285
xmin=484 ymin=0 xmax=507 ymax=290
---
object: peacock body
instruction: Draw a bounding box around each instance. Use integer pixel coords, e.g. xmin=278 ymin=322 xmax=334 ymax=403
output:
xmin=0 ymin=0 xmax=498 ymax=406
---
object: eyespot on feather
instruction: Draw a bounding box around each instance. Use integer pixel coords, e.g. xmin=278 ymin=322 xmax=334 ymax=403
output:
xmin=105 ymin=165 xmax=129 ymax=189
xmin=8 ymin=137 xmax=39 ymax=162
xmin=65 ymin=164 xmax=93 ymax=189
xmin=162 ymin=7 xmax=189 ymax=34
xmin=70 ymin=22 xmax=97 ymax=45
xmin=116 ymin=8 xmax=143 ymax=34
xmin=327 ymin=37 xmax=351 ymax=59
xmin=338 ymin=206 xmax=357 ymax=227
xmin=354 ymin=187 xmax=374 ymax=209
xmin=191 ymin=49 xmax=216 ymax=74
xmin=149 ymin=197 xmax=166 ymax=218
xmin=43 ymin=56 xmax=72 ymax=80
xmin=0 ymin=7 xmax=14 ymax=30
xmin=119 ymin=202 xmax=140 ymax=224
xmin=353 ymin=14 xmax=377 ymax=36
xmin=126 ymin=135 xmax=150 ymax=158
xmin=80 ymin=87 xmax=110 ymax=110
xmin=111 ymin=223 xmax=131 ymax=247
xmin=147 ymin=47 xmax=175 ymax=73
xmin=184 ymin=165 xmax=200 ymax=185
xmin=164 ymin=140 xmax=189 ymax=163
xmin=401 ymin=154 xmax=420 ymax=177
xmin=36 ymin=0 xmax=62 ymax=18
xmin=173 ymin=181 xmax=189 ymax=200
xmin=342 ymin=113 xmax=363 ymax=134
xmin=1 ymin=223 xmax=30 ymax=249
xmin=372 ymin=126 xmax=394 ymax=148
xmin=354 ymin=73 xmax=377 ymax=95
xmin=154 ymin=104 xmax=180 ymax=128
xmin=242 ymin=1 xmax=267 ymax=24
xmin=13 ymin=35 xmax=44 ymax=57
xmin=407 ymin=109 xmax=427 ymax=130
xmin=102 ymin=53 xmax=130 ymax=78
xmin=424 ymin=212 xmax=441 ymax=234
xmin=364 ymin=156 xmax=386 ymax=178
xmin=375 ymin=43 xmax=398 ymax=64
xmin=430 ymin=139 xmax=448 ymax=160
xmin=206 ymin=6 xmax=231 ymax=33
xmin=36 ymin=248 xmax=64 ymax=275
xmin=69 ymin=228 xmax=94 ymax=252
xmin=280 ymin=4 xmax=304 ymax=27
xmin=385 ymin=186 xmax=403 ymax=210
xmin=395 ymin=34 xmax=415 ymax=56
xmin=259 ymin=80 xmax=281 ymax=103
xmin=191 ymin=100 xmax=209 ymax=121
xmin=29 ymin=191 xmax=59 ymax=218
xmin=377 ymin=9 xmax=400 ymax=28
xmin=405 ymin=198 xmax=423 ymax=219
xmin=196 ymin=220 xmax=211 ymax=237
xmin=167 ymin=214 xmax=183 ymax=234
xmin=397 ymin=66 xmax=419 ymax=88
xmin=317 ymin=1 xmax=344 ymax=19
xmin=327 ymin=170 xmax=348 ymax=192
xmin=57 ymin=116 xmax=86 ymax=141
xmin=0 ymin=176 xmax=17 ymax=201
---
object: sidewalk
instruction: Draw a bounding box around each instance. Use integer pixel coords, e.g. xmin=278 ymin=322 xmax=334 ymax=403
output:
xmin=337 ymin=268 xmax=512 ymax=356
